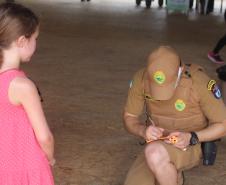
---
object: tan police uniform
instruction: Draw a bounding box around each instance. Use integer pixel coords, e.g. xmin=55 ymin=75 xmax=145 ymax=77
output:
xmin=124 ymin=64 xmax=226 ymax=185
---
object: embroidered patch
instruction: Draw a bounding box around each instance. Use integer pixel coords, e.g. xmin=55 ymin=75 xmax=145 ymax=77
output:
xmin=153 ymin=71 xmax=166 ymax=85
xmin=212 ymin=84 xmax=222 ymax=99
xmin=175 ymin=99 xmax=186 ymax=111
xmin=207 ymin=80 xmax=222 ymax=99
xmin=207 ymin=80 xmax=216 ymax=91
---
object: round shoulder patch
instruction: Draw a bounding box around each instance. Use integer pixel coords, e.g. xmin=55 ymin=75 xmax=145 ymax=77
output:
xmin=175 ymin=99 xmax=186 ymax=111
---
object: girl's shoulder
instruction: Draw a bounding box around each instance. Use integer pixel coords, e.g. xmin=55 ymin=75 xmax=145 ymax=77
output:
xmin=11 ymin=75 xmax=36 ymax=91
xmin=9 ymin=73 xmax=38 ymax=106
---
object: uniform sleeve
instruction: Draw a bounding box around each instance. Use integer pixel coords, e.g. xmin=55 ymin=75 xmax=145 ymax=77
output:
xmin=124 ymin=69 xmax=145 ymax=116
xmin=193 ymin=70 xmax=226 ymax=125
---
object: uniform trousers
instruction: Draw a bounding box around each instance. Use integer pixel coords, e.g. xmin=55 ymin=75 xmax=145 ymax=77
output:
xmin=124 ymin=141 xmax=202 ymax=185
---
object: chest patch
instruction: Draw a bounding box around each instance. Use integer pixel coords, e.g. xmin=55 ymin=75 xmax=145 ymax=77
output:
xmin=175 ymin=99 xmax=186 ymax=111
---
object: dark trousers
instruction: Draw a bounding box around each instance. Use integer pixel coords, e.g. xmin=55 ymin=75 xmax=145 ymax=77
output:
xmin=213 ymin=34 xmax=226 ymax=54
xmin=224 ymin=9 xmax=226 ymax=22
xmin=189 ymin=0 xmax=194 ymax=9
xmin=200 ymin=0 xmax=214 ymax=14
xmin=212 ymin=9 xmax=226 ymax=54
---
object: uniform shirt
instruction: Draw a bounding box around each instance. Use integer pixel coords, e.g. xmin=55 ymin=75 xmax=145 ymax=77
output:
xmin=125 ymin=65 xmax=226 ymax=132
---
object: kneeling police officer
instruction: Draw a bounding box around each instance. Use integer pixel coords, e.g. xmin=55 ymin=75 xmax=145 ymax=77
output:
xmin=123 ymin=46 xmax=226 ymax=185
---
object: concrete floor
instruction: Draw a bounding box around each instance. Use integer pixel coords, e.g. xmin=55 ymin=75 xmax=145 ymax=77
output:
xmin=4 ymin=0 xmax=226 ymax=184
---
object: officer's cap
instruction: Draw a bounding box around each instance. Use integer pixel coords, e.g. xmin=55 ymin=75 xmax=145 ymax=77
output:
xmin=147 ymin=46 xmax=181 ymax=100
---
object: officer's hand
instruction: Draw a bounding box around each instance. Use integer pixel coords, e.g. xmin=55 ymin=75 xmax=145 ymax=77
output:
xmin=145 ymin=126 xmax=164 ymax=141
xmin=165 ymin=132 xmax=191 ymax=150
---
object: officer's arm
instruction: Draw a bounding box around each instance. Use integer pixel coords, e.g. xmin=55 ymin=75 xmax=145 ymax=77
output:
xmin=196 ymin=120 xmax=226 ymax=142
xmin=193 ymin=71 xmax=226 ymax=142
xmin=123 ymin=111 xmax=146 ymax=139
xmin=123 ymin=69 xmax=146 ymax=138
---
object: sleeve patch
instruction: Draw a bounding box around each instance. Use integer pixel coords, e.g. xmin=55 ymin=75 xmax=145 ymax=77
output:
xmin=207 ymin=80 xmax=221 ymax=99
xmin=207 ymin=80 xmax=216 ymax=90
xmin=212 ymin=85 xmax=222 ymax=99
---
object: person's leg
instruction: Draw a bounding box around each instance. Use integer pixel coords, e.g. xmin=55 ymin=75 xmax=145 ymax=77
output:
xmin=124 ymin=153 xmax=156 ymax=185
xmin=213 ymin=34 xmax=226 ymax=54
xmin=199 ymin=0 xmax=205 ymax=14
xmin=124 ymin=142 xmax=201 ymax=185
xmin=189 ymin=0 xmax=194 ymax=9
xmin=124 ymin=151 xmax=184 ymax=185
xmin=224 ymin=9 xmax=226 ymax=22
xmin=208 ymin=34 xmax=226 ymax=63
xmin=144 ymin=141 xmax=201 ymax=185
xmin=207 ymin=0 xmax=214 ymax=14
xmin=145 ymin=142 xmax=178 ymax=185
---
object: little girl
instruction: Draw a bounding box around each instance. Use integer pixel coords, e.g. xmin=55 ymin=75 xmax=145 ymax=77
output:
xmin=0 ymin=2 xmax=55 ymax=184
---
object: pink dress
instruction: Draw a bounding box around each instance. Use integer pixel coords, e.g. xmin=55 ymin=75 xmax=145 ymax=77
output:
xmin=0 ymin=69 xmax=54 ymax=185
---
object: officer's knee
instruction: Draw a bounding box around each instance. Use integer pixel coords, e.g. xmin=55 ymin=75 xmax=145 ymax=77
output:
xmin=144 ymin=142 xmax=169 ymax=170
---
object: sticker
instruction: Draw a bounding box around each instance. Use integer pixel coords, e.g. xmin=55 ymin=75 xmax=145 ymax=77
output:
xmin=129 ymin=80 xmax=133 ymax=88
xmin=169 ymin=136 xmax=178 ymax=144
xmin=212 ymin=85 xmax=221 ymax=99
xmin=207 ymin=80 xmax=216 ymax=91
xmin=153 ymin=71 xmax=166 ymax=85
xmin=175 ymin=99 xmax=186 ymax=111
